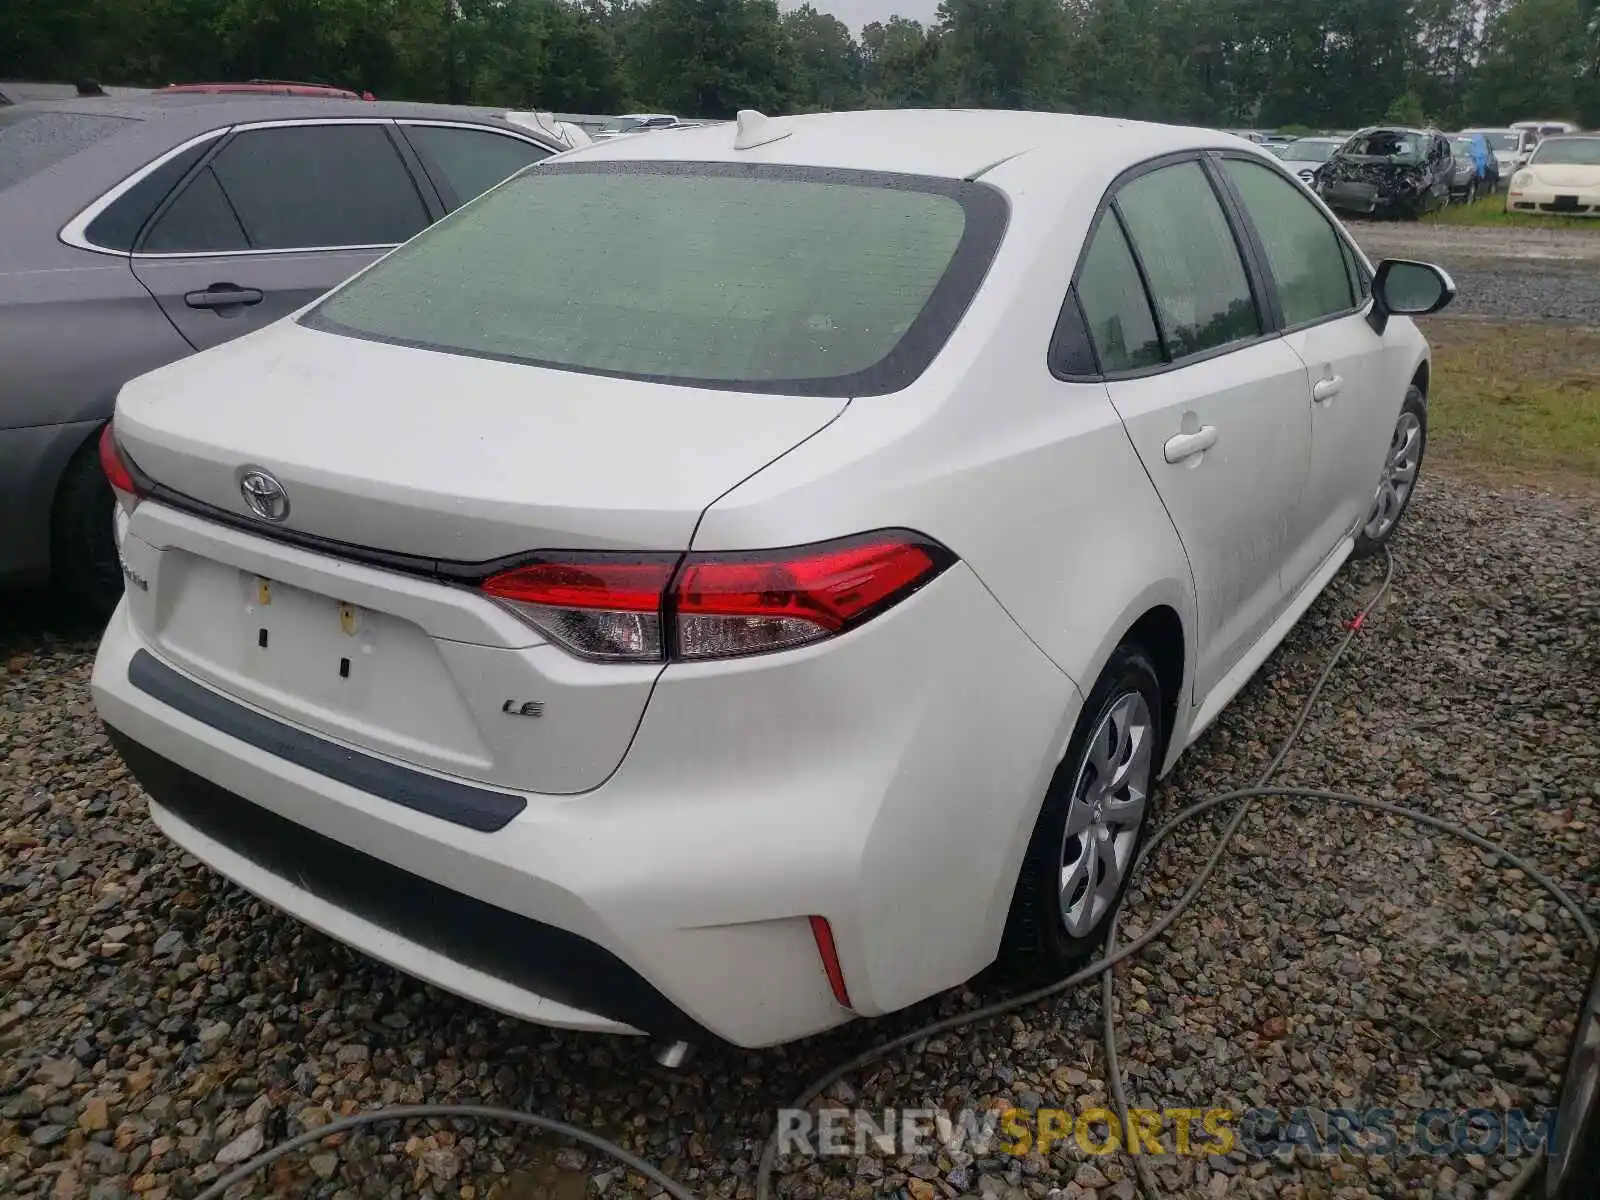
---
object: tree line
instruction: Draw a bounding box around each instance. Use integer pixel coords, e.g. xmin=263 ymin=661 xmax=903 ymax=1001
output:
xmin=6 ymin=0 xmax=1598 ymax=129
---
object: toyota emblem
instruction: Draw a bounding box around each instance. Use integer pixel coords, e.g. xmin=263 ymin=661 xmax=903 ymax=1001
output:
xmin=239 ymin=468 xmax=290 ymax=523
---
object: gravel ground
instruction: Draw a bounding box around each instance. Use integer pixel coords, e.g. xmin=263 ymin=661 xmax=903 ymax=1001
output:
xmin=1346 ymin=222 xmax=1600 ymax=325
xmin=2 ymin=474 xmax=1597 ymax=1200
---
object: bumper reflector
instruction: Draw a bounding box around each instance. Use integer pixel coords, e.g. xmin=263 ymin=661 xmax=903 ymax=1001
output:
xmin=810 ymin=915 xmax=851 ymax=1008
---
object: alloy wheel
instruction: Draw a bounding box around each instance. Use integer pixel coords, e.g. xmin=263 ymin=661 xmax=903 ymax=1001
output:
xmin=1058 ymin=692 xmax=1153 ymax=938
xmin=1363 ymin=410 xmax=1423 ymax=542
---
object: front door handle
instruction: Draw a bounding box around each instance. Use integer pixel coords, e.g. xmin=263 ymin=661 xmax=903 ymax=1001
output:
xmin=1164 ymin=425 xmax=1218 ymax=464
xmin=1312 ymin=376 xmax=1344 ymax=404
xmin=184 ymin=283 xmax=264 ymax=313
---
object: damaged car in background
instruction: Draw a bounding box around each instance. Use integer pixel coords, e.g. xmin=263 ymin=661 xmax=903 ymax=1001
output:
xmin=1317 ymin=127 xmax=1454 ymax=218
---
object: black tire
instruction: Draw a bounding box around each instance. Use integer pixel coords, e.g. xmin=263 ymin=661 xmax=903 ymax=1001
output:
xmin=998 ymin=644 xmax=1164 ymax=980
xmin=1547 ymin=954 xmax=1600 ymax=1199
xmin=1353 ymin=384 xmax=1427 ymax=559
xmin=52 ymin=432 xmax=124 ymax=620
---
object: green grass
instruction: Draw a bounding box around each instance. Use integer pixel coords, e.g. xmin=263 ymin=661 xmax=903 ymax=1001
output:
xmin=1421 ymin=192 xmax=1599 ymax=229
xmin=1424 ymin=319 xmax=1600 ymax=489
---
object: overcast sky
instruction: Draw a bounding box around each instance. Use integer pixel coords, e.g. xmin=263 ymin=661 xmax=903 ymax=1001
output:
xmin=783 ymin=0 xmax=940 ymax=33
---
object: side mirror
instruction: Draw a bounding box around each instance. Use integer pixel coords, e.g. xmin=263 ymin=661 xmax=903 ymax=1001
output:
xmin=1368 ymin=259 xmax=1455 ymax=334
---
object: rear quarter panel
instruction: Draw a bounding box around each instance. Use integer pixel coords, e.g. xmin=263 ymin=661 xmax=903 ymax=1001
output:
xmin=693 ymin=157 xmax=1198 ymax=960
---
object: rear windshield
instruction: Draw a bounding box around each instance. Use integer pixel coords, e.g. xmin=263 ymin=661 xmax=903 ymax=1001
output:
xmin=304 ymin=161 xmax=1007 ymax=396
xmin=0 ymin=109 xmax=136 ymax=193
xmin=1340 ymin=130 xmax=1426 ymax=161
xmin=1531 ymin=137 xmax=1600 ymax=166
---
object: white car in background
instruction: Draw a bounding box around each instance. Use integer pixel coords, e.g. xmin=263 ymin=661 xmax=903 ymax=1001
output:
xmin=1507 ymin=135 xmax=1600 ymax=216
xmin=92 ymin=108 xmax=1453 ymax=1048
xmin=506 ymin=110 xmax=594 ymax=149
xmin=1277 ymin=136 xmax=1344 ymax=185
xmin=593 ymin=112 xmax=683 ymax=139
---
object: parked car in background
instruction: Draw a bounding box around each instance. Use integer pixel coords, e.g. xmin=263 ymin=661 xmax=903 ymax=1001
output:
xmin=593 ymin=113 xmax=683 ymax=139
xmin=92 ymin=107 xmax=1453 ymax=1049
xmin=1463 ymin=126 xmax=1538 ymax=183
xmin=1513 ymin=119 xmax=1582 ymax=140
xmin=0 ymin=95 xmax=569 ymax=614
xmin=507 ymin=111 xmax=593 ymax=148
xmin=553 ymin=113 xmax=613 ymax=139
xmin=157 ymin=80 xmax=376 ymax=100
xmin=1448 ymin=144 xmax=1482 ymax=203
xmin=1317 ymin=127 xmax=1453 ymax=218
xmin=1450 ymin=132 xmax=1497 ymax=194
xmin=1277 ymin=136 xmax=1343 ymax=185
xmin=1507 ymin=134 xmax=1600 ymax=215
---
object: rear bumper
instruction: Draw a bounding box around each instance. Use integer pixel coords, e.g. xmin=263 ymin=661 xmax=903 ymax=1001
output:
xmin=108 ymin=728 xmax=701 ymax=1039
xmin=93 ymin=557 xmax=1079 ymax=1047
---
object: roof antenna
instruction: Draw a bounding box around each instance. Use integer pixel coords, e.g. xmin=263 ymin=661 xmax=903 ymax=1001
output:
xmin=733 ymin=110 xmax=790 ymax=151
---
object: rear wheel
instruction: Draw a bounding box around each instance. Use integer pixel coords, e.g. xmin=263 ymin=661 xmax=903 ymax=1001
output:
xmin=52 ymin=433 xmax=124 ymax=620
xmin=999 ymin=645 xmax=1163 ymax=978
xmin=1353 ymin=385 xmax=1426 ymax=558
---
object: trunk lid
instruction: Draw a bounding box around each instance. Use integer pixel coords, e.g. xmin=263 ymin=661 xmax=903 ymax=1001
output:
xmin=116 ymin=319 xmax=847 ymax=562
xmin=114 ymin=319 xmax=846 ymax=796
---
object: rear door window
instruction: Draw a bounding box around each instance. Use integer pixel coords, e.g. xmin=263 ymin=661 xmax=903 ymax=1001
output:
xmin=1112 ymin=161 xmax=1261 ymax=361
xmin=209 ymin=124 xmax=430 ymax=249
xmin=1074 ymin=214 xmax=1162 ymax=373
xmin=400 ymin=124 xmax=552 ymax=208
xmin=84 ymin=137 xmax=220 ymax=251
xmin=139 ymin=123 xmax=430 ymax=253
xmin=141 ymin=167 xmax=248 ymax=253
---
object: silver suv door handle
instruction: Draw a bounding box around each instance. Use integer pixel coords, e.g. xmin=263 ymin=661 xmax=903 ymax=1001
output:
xmin=1164 ymin=425 xmax=1218 ymax=463
xmin=1312 ymin=376 xmax=1344 ymax=404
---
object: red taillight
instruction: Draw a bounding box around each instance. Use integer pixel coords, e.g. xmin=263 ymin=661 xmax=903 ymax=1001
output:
xmin=482 ymin=557 xmax=677 ymax=661
xmin=809 ymin=916 xmax=851 ymax=1008
xmin=98 ymin=423 xmax=144 ymax=512
xmin=674 ymin=537 xmax=942 ymax=660
xmin=480 ymin=532 xmax=951 ymax=663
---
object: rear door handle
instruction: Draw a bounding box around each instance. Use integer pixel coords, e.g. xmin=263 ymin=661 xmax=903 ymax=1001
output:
xmin=1163 ymin=425 xmax=1218 ymax=463
xmin=1312 ymin=376 xmax=1344 ymax=404
xmin=184 ymin=284 xmax=264 ymax=312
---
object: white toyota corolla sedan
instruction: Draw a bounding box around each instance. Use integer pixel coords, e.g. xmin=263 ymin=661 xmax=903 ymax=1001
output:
xmin=92 ymin=109 xmax=1453 ymax=1048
